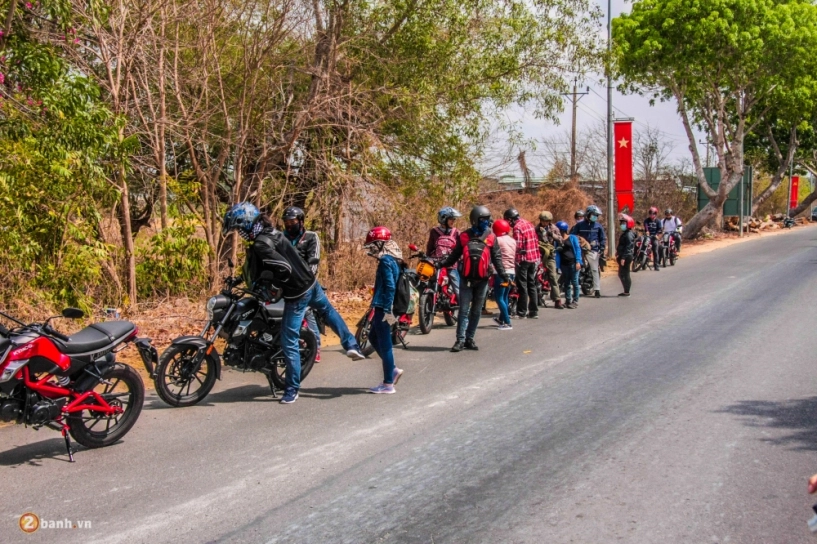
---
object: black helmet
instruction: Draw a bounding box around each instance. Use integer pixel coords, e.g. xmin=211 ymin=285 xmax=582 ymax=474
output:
xmin=283 ymin=206 xmax=305 ymax=222
xmin=469 ymin=205 xmax=491 ymax=227
xmin=503 ymin=208 xmax=520 ymax=222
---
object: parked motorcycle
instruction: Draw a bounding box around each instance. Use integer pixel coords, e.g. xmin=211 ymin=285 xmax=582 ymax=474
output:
xmin=535 ymin=261 xmax=551 ymax=307
xmin=0 ymin=308 xmax=156 ymax=461
xmin=409 ymin=244 xmax=458 ymax=334
xmin=632 ymin=234 xmax=655 ymax=272
xmin=153 ymin=263 xmax=317 ymax=406
xmin=660 ymin=231 xmax=680 ymax=267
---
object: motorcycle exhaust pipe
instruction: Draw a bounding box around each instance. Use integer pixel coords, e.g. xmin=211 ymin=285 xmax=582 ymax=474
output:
xmin=134 ymin=338 xmax=159 ymax=379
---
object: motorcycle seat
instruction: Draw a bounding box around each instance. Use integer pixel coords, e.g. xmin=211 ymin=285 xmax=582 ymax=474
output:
xmin=263 ymin=300 xmax=285 ymax=318
xmin=55 ymin=321 xmax=136 ymax=355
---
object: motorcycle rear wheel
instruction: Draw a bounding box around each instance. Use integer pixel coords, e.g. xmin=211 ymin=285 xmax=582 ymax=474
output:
xmin=155 ymin=344 xmax=219 ymax=407
xmin=269 ymin=328 xmax=317 ymax=390
xmin=68 ymin=363 xmax=144 ymax=448
xmin=418 ymin=293 xmax=435 ymax=334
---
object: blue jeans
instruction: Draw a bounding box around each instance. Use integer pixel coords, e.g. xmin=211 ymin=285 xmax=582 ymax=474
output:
xmin=368 ymin=308 xmax=395 ymax=384
xmin=494 ymin=274 xmax=514 ymax=325
xmin=447 ymin=268 xmax=460 ymax=297
xmin=282 ymin=283 xmax=359 ymax=390
xmin=455 ymin=279 xmax=489 ymax=342
xmin=305 ymin=310 xmax=321 ymax=349
xmin=563 ymin=262 xmax=580 ymax=303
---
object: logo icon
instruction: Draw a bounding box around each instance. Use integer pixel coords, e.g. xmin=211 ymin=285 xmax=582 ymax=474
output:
xmin=19 ymin=512 xmax=40 ymax=533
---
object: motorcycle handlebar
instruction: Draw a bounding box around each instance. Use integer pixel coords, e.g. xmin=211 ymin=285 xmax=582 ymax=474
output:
xmin=43 ymin=325 xmax=70 ymax=342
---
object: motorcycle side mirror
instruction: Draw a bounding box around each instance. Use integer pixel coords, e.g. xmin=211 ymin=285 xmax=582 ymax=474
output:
xmin=408 ymin=243 xmax=418 ymax=251
xmin=61 ymin=308 xmax=84 ymax=320
xmin=227 ymin=258 xmax=235 ymax=269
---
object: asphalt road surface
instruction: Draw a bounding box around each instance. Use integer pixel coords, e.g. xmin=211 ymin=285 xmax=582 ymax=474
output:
xmin=4 ymin=227 xmax=817 ymax=544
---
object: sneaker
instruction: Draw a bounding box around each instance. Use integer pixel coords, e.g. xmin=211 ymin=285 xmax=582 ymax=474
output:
xmin=566 ymin=302 xmax=577 ymax=309
xmin=315 ymin=348 xmax=321 ymax=363
xmin=514 ymin=314 xmax=527 ymax=320
xmin=498 ymin=324 xmax=513 ymax=331
xmin=451 ymin=341 xmax=465 ymax=352
xmin=594 ymin=290 xmax=601 ymax=298
xmin=464 ymin=339 xmax=479 ymax=350
xmin=528 ymin=314 xmax=539 ymax=320
xmin=554 ymin=300 xmax=565 ymax=309
xmin=280 ymin=388 xmax=299 ymax=404
xmin=346 ymin=348 xmax=366 ymax=361
xmin=369 ymin=383 xmax=396 ymax=394
xmin=392 ymin=367 xmax=404 ymax=385
xmin=618 ymin=292 xmax=631 ymax=297
xmin=493 ymin=317 xmax=503 ymax=327
xmin=654 ymin=267 xmax=660 ymax=271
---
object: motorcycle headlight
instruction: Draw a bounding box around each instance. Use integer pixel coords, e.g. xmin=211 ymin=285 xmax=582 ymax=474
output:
xmin=206 ymin=296 xmax=219 ymax=320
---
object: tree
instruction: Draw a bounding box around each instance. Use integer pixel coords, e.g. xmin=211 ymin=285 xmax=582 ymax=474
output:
xmin=613 ymin=0 xmax=817 ymax=238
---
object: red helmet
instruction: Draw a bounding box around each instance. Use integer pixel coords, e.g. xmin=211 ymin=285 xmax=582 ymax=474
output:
xmin=492 ymin=219 xmax=511 ymax=236
xmin=648 ymin=206 xmax=658 ymax=215
xmin=618 ymin=213 xmax=635 ymax=229
xmin=364 ymin=226 xmax=391 ymax=245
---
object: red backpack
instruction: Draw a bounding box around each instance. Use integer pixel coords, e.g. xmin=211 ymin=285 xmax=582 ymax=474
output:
xmin=460 ymin=230 xmax=495 ymax=281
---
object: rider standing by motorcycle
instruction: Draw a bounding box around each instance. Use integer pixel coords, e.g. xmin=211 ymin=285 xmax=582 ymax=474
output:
xmin=363 ymin=227 xmax=404 ymax=394
xmin=222 ymin=202 xmax=365 ymax=405
xmin=662 ymin=208 xmax=683 ymax=254
xmin=282 ymin=206 xmax=324 ymax=361
xmin=504 ymin=208 xmax=541 ymax=319
xmin=616 ymin=214 xmax=636 ymax=297
xmin=437 ymin=205 xmax=508 ymax=352
xmin=643 ymin=206 xmax=662 ymax=271
xmin=556 ymin=221 xmax=584 ymax=309
xmin=571 ymin=205 xmax=607 ymax=298
xmin=426 ymin=206 xmax=461 ymax=297
xmin=536 ymin=211 xmax=565 ymax=310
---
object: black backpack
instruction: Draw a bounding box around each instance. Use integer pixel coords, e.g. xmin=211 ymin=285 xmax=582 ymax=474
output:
xmin=391 ymin=263 xmax=413 ymax=316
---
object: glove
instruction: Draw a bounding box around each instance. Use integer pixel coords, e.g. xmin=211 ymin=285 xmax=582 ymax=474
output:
xmin=384 ymin=312 xmax=398 ymax=326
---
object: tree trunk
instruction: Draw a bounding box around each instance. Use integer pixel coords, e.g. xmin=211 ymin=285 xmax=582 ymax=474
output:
xmin=790 ymin=190 xmax=817 ymax=218
xmin=684 ymin=196 xmax=726 ymax=239
xmin=117 ymin=162 xmax=137 ymax=309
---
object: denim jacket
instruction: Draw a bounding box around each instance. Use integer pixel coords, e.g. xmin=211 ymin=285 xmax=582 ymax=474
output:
xmin=372 ymin=254 xmax=401 ymax=312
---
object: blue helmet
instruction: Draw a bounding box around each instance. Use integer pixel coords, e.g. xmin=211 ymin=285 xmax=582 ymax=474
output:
xmin=437 ymin=206 xmax=462 ymax=225
xmin=555 ymin=221 xmax=569 ymax=233
xmin=222 ymin=202 xmax=261 ymax=238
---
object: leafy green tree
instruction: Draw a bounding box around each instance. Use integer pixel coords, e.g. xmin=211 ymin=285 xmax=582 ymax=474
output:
xmin=613 ymin=0 xmax=817 ymax=237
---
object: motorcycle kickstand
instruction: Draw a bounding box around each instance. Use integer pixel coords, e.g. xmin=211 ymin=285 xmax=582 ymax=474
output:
xmin=265 ymin=373 xmax=279 ymax=399
xmin=61 ymin=427 xmax=75 ymax=463
xmin=397 ymin=333 xmax=409 ymax=350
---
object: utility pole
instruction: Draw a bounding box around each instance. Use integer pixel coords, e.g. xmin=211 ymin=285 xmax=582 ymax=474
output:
xmin=606 ymin=0 xmax=615 ymax=258
xmin=698 ymin=139 xmax=710 ymax=168
xmin=563 ymin=80 xmax=590 ymax=182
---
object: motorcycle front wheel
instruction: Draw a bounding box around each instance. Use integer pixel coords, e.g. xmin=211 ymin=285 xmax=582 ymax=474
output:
xmin=68 ymin=363 xmax=144 ymax=448
xmin=354 ymin=311 xmax=376 ymax=357
xmin=155 ymin=343 xmax=219 ymax=407
xmin=418 ymin=293 xmax=435 ymax=334
xmin=269 ymin=327 xmax=317 ymax=390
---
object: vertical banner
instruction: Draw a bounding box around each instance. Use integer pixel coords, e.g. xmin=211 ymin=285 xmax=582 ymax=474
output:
xmin=790 ymin=175 xmax=800 ymax=210
xmin=614 ymin=121 xmax=634 ymax=213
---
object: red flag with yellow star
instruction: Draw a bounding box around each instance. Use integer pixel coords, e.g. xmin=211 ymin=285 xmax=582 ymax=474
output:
xmin=614 ymin=121 xmax=634 ymax=213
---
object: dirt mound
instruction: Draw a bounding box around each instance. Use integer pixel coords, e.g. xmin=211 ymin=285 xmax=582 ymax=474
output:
xmin=479 ymin=183 xmax=592 ymax=224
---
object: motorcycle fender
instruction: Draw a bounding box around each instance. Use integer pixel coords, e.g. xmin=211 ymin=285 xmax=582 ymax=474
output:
xmin=170 ymin=336 xmax=222 ymax=380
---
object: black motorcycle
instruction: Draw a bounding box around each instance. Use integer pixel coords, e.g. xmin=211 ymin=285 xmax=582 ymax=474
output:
xmin=153 ymin=265 xmax=317 ymax=406
xmin=632 ymin=234 xmax=655 ymax=272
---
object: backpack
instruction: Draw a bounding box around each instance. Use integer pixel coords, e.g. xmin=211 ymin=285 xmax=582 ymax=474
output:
xmin=391 ymin=263 xmax=416 ymax=316
xmin=460 ymin=230 xmax=495 ymax=281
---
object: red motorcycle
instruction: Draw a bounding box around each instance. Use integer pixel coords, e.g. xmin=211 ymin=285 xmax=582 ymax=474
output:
xmin=410 ymin=244 xmax=458 ymax=334
xmin=535 ymin=261 xmax=552 ymax=308
xmin=0 ymin=308 xmax=157 ymax=461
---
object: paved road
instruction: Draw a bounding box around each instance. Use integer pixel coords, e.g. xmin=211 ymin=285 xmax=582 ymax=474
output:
xmin=3 ymin=227 xmax=817 ymax=543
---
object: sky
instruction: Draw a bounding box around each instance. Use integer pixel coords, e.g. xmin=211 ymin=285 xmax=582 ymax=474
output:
xmin=489 ymin=0 xmax=699 ymax=177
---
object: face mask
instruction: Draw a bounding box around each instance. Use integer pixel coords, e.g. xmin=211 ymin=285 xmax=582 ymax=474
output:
xmin=620 ymin=223 xmax=627 ymax=231
xmin=285 ymin=224 xmax=302 ymax=238
xmin=589 ymin=215 xmax=598 ymax=223
xmin=477 ymin=219 xmax=491 ymax=233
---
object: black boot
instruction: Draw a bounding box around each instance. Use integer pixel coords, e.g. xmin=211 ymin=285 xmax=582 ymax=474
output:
xmin=451 ymin=341 xmax=465 ymax=352
xmin=594 ymin=290 xmax=601 ymax=298
xmin=464 ymin=339 xmax=479 ymax=350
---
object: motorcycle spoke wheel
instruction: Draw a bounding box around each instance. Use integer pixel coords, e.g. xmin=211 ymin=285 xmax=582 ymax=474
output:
xmin=68 ymin=364 xmax=144 ymax=449
xmin=155 ymin=345 xmax=217 ymax=407
xmin=418 ymin=293 xmax=435 ymax=334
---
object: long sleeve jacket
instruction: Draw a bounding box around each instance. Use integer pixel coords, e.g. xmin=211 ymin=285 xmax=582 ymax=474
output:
xmin=372 ymin=255 xmax=400 ymax=311
xmin=437 ymin=228 xmax=507 ymax=280
xmin=246 ymin=228 xmax=316 ymax=300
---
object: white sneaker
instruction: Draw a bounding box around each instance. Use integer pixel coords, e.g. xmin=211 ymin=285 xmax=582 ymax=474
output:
xmin=346 ymin=348 xmax=366 ymax=361
xmin=498 ymin=324 xmax=513 ymax=331
xmin=369 ymin=383 xmax=396 ymax=394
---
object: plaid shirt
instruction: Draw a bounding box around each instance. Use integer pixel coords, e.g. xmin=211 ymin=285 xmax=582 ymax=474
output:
xmin=513 ymin=218 xmax=541 ymax=264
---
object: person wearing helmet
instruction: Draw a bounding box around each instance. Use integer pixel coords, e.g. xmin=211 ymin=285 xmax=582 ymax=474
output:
xmin=574 ymin=210 xmax=585 ymax=222
xmin=570 ymin=205 xmax=607 ymax=298
xmin=536 ymin=211 xmax=564 ymax=309
xmin=282 ymin=206 xmax=324 ymax=361
xmin=662 ymin=208 xmax=683 ymax=254
xmin=426 ymin=206 xmax=462 ymax=297
xmin=504 ymin=208 xmax=541 ymax=318
xmin=555 ymin=221 xmax=584 ymax=309
xmin=363 ymin=226 xmax=405 ymax=394
xmin=616 ymin=213 xmax=636 ymax=297
xmin=223 ymin=202 xmax=365 ymax=405
xmin=643 ymin=206 xmax=662 ymax=271
xmin=437 ymin=205 xmax=508 ymax=352
xmin=491 ymin=219 xmax=516 ymax=330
